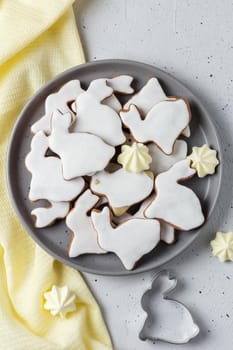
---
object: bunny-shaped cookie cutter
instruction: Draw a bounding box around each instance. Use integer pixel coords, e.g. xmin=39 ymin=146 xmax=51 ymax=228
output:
xmin=139 ymin=270 xmax=199 ymax=344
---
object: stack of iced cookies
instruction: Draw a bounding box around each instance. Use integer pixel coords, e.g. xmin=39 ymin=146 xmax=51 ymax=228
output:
xmin=25 ymin=75 xmax=213 ymax=270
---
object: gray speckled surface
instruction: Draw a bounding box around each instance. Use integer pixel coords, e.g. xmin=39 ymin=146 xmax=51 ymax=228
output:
xmin=73 ymin=1 xmax=233 ymax=349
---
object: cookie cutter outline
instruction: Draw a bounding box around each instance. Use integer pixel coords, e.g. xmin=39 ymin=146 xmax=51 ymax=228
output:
xmin=139 ymin=270 xmax=200 ymax=344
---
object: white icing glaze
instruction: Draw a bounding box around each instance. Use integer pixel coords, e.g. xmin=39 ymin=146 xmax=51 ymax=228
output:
xmin=72 ymin=79 xmax=125 ymax=146
xmin=48 ymin=110 xmax=115 ymax=180
xmin=136 ymin=200 xmax=175 ymax=244
xmin=91 ymin=207 xmax=160 ymax=270
xmin=113 ymin=195 xmax=173 ymax=244
xmin=123 ymin=77 xmax=191 ymax=139
xmin=145 ymin=159 xmax=204 ymax=230
xmin=103 ymin=94 xmax=122 ymax=112
xmin=182 ymin=125 xmax=191 ymax=137
xmin=149 ymin=140 xmax=188 ymax=174
xmin=112 ymin=211 xmax=132 ymax=224
xmin=31 ymin=80 xmax=84 ymax=134
xmin=112 ymin=196 xmax=151 ymax=224
xmin=132 ymin=196 xmax=153 ymax=218
xmin=160 ymin=222 xmax=175 ymax=244
xmin=100 ymin=75 xmax=134 ymax=111
xmin=66 ymin=190 xmax=106 ymax=257
xmin=43 ymin=285 xmax=76 ymax=318
xmin=120 ymin=100 xmax=190 ymax=154
xmin=91 ymin=168 xmax=153 ymax=208
xmin=25 ymin=131 xmax=84 ymax=201
xmin=123 ymin=77 xmax=169 ymax=115
xmin=106 ymin=75 xmax=134 ymax=94
xmin=87 ymin=78 xmax=113 ymax=101
xmin=31 ymin=201 xmax=70 ymax=228
xmin=70 ymin=101 xmax=77 ymax=114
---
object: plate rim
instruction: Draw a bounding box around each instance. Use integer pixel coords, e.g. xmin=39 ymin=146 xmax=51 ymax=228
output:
xmin=6 ymin=59 xmax=223 ymax=276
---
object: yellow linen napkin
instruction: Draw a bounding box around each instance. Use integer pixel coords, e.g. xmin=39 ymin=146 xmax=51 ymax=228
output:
xmin=0 ymin=1 xmax=112 ymax=349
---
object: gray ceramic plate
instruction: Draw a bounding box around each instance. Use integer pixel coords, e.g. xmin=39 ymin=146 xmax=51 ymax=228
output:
xmin=7 ymin=59 xmax=222 ymax=276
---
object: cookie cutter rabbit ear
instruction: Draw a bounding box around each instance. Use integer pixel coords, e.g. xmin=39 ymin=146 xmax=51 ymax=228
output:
xmin=139 ymin=270 xmax=199 ymax=344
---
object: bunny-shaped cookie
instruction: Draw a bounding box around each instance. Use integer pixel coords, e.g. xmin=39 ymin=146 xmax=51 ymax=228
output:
xmin=66 ymin=190 xmax=106 ymax=257
xmin=91 ymin=207 xmax=160 ymax=270
xmin=120 ymin=100 xmax=190 ymax=155
xmin=123 ymin=77 xmax=190 ymax=137
xmin=72 ymin=79 xmax=126 ymax=146
xmin=25 ymin=131 xmax=84 ymax=201
xmin=145 ymin=159 xmax=204 ymax=230
xmin=48 ymin=110 xmax=115 ymax=180
xmin=31 ymin=80 xmax=84 ymax=134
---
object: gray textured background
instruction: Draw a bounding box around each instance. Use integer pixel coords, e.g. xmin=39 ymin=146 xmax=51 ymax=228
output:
xmin=73 ymin=1 xmax=233 ymax=349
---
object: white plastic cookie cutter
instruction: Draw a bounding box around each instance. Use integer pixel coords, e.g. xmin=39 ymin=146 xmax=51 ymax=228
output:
xmin=139 ymin=270 xmax=199 ymax=344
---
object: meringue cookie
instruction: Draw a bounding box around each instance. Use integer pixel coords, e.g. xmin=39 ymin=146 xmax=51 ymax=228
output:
xmin=43 ymin=285 xmax=77 ymax=318
xmin=187 ymin=144 xmax=219 ymax=177
xmin=210 ymin=232 xmax=233 ymax=262
xmin=117 ymin=142 xmax=152 ymax=173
